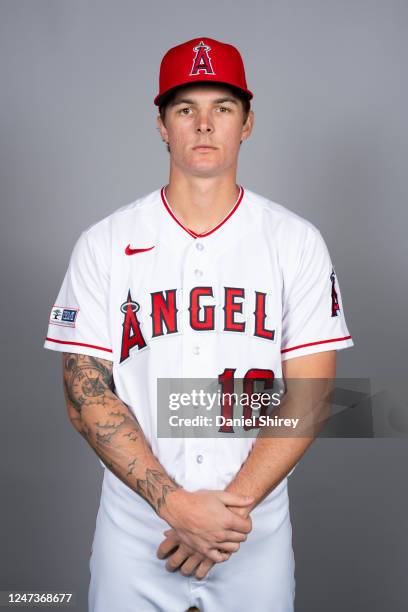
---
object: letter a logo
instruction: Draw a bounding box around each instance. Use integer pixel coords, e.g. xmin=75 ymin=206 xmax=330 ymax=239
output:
xmin=119 ymin=289 xmax=147 ymax=362
xmin=190 ymin=40 xmax=215 ymax=75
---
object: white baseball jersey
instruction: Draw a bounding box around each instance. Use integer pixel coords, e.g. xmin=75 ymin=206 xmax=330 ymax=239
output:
xmin=43 ymin=185 xmax=354 ymax=612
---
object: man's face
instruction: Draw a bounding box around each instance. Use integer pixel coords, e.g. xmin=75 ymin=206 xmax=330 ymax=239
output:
xmin=156 ymin=84 xmax=254 ymax=177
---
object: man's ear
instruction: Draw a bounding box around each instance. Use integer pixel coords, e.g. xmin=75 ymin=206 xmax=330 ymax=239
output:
xmin=156 ymin=115 xmax=169 ymax=143
xmin=241 ymin=109 xmax=254 ymax=143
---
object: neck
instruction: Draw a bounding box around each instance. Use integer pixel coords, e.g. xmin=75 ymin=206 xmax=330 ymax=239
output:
xmin=164 ymin=170 xmax=240 ymax=235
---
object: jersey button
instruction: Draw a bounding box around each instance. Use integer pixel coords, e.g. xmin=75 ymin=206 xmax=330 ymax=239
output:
xmin=195 ymin=242 xmax=204 ymax=251
xmin=192 ymin=346 xmax=200 ymax=355
xmin=196 ymin=454 xmax=204 ymax=464
xmin=194 ymin=269 xmax=203 ymax=278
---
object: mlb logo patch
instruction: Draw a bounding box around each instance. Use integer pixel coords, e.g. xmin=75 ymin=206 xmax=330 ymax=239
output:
xmin=50 ymin=306 xmax=79 ymax=327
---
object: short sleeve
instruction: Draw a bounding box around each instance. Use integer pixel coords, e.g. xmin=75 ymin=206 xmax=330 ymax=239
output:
xmin=43 ymin=229 xmax=113 ymax=361
xmin=280 ymin=225 xmax=354 ymax=361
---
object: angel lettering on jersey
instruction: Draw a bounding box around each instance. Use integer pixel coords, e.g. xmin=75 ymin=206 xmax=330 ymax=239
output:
xmin=119 ymin=286 xmax=275 ymax=364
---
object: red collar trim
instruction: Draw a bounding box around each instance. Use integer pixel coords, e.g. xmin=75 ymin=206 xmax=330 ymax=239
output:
xmin=160 ymin=185 xmax=244 ymax=238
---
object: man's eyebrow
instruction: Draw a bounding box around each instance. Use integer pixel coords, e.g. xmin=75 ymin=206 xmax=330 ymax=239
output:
xmin=170 ymin=97 xmax=239 ymax=107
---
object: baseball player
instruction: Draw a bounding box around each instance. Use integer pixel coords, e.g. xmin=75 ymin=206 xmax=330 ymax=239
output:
xmin=43 ymin=37 xmax=354 ymax=611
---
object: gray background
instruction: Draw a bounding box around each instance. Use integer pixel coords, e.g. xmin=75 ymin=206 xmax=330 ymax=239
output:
xmin=1 ymin=0 xmax=407 ymax=610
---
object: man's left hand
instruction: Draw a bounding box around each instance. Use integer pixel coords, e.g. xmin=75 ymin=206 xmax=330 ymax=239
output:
xmin=156 ymin=504 xmax=251 ymax=580
xmin=156 ymin=528 xmax=222 ymax=579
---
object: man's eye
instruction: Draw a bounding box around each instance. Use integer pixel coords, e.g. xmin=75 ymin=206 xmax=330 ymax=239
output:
xmin=179 ymin=107 xmax=192 ymax=115
xmin=218 ymin=106 xmax=231 ymax=112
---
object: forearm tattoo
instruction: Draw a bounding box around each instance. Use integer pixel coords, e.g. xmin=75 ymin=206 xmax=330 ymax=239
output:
xmin=62 ymin=353 xmax=180 ymax=513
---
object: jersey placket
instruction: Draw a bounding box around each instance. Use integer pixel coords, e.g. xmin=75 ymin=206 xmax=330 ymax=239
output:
xmin=181 ymin=237 xmax=217 ymax=490
xmin=159 ymin=184 xmax=246 ymax=491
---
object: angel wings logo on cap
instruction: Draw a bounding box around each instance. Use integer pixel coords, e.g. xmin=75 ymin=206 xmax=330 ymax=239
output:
xmin=190 ymin=40 xmax=215 ymax=75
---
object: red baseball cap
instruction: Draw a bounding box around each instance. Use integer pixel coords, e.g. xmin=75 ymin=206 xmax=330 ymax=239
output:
xmin=154 ymin=37 xmax=253 ymax=106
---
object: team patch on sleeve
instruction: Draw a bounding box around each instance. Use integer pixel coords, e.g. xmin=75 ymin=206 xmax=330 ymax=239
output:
xmin=330 ymin=268 xmax=341 ymax=317
xmin=49 ymin=305 xmax=79 ymax=327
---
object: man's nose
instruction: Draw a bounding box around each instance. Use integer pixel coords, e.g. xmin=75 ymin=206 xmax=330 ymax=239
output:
xmin=195 ymin=111 xmax=214 ymax=133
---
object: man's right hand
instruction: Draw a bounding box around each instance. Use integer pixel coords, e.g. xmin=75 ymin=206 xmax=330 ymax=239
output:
xmin=158 ymin=489 xmax=254 ymax=563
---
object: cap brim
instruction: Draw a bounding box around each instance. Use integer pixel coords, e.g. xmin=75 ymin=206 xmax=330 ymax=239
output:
xmin=154 ymin=80 xmax=253 ymax=106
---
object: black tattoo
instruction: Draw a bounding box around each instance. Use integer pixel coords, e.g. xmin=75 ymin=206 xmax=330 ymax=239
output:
xmin=94 ymin=411 xmax=138 ymax=447
xmin=62 ymin=353 xmax=113 ymax=415
xmin=126 ymin=458 xmax=137 ymax=477
xmin=136 ymin=469 xmax=181 ymax=512
xmin=61 ymin=352 xmax=181 ymax=515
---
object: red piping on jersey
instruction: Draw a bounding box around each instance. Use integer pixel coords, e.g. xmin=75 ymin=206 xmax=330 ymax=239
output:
xmin=45 ymin=337 xmax=113 ymax=353
xmin=160 ymin=185 xmax=244 ymax=238
xmin=281 ymin=336 xmax=353 ymax=354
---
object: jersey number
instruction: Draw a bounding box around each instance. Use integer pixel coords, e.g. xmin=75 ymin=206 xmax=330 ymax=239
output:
xmin=218 ymin=368 xmax=275 ymax=433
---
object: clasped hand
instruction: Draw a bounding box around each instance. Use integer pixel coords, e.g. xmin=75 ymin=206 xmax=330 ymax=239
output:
xmin=156 ymin=489 xmax=254 ymax=580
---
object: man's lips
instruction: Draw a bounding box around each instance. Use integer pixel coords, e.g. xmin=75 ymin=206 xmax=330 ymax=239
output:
xmin=193 ymin=145 xmax=217 ymax=150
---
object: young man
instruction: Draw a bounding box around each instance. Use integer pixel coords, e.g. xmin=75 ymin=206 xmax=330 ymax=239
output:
xmin=44 ymin=37 xmax=354 ymax=612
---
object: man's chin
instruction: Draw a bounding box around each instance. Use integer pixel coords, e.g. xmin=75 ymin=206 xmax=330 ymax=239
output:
xmin=180 ymin=162 xmax=225 ymax=177
xmin=190 ymin=167 xmax=224 ymax=178
xmin=172 ymin=156 xmax=229 ymax=177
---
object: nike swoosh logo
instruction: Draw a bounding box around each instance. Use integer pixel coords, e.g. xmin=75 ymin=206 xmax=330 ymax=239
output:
xmin=125 ymin=244 xmax=155 ymax=256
